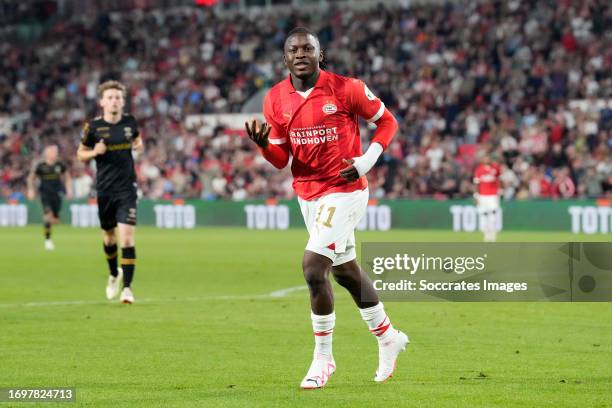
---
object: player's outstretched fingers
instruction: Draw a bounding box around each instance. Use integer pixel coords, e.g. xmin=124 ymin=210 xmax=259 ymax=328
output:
xmin=246 ymin=119 xmax=271 ymax=148
xmin=263 ymin=123 xmax=271 ymax=139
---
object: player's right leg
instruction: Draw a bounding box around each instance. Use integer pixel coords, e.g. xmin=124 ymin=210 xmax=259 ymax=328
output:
xmin=40 ymin=195 xmax=54 ymax=250
xmin=297 ymin=196 xmax=337 ymax=389
xmin=102 ymin=227 xmax=122 ymax=300
xmin=42 ymin=211 xmax=55 ymax=250
xmin=479 ymin=196 xmax=500 ymax=242
xmin=300 ymin=250 xmax=336 ymax=389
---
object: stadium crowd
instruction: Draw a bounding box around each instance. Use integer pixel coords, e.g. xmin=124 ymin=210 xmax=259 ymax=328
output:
xmin=0 ymin=0 xmax=610 ymax=201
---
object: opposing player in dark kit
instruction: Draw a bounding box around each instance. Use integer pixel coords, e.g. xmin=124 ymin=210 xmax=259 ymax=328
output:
xmin=27 ymin=145 xmax=72 ymax=250
xmin=77 ymin=80 xmax=143 ymax=304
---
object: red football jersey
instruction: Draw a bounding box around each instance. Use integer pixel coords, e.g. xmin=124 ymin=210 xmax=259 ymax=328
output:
xmin=474 ymin=163 xmax=501 ymax=196
xmin=263 ymin=70 xmax=386 ymax=200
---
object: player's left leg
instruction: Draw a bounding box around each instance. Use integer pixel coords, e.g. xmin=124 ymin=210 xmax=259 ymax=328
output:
xmin=488 ymin=209 xmax=498 ymax=242
xmin=117 ymin=224 xmax=136 ymax=304
xmin=40 ymin=194 xmax=58 ymax=250
xmin=46 ymin=196 xmax=62 ymax=249
xmin=42 ymin=210 xmax=55 ymax=250
xmin=50 ymin=194 xmax=62 ymax=225
xmin=489 ymin=196 xmax=501 ymax=242
xmin=332 ymin=257 xmax=409 ymax=382
xmin=116 ymin=192 xmax=138 ymax=304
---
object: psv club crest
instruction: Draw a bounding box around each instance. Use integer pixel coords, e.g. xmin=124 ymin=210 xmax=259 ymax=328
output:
xmin=322 ymin=102 xmax=337 ymax=115
xmin=124 ymin=126 xmax=134 ymax=141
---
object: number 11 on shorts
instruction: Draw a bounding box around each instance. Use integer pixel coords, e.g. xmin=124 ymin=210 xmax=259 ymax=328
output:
xmin=316 ymin=205 xmax=336 ymax=228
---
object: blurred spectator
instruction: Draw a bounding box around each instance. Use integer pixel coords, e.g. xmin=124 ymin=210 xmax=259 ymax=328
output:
xmin=0 ymin=0 xmax=610 ymax=201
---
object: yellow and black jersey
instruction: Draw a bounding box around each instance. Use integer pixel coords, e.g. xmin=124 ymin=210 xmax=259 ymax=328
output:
xmin=35 ymin=161 xmax=67 ymax=195
xmin=81 ymin=114 xmax=140 ymax=196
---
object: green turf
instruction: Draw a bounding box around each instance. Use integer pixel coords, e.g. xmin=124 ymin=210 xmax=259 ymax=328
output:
xmin=1 ymin=226 xmax=611 ymax=407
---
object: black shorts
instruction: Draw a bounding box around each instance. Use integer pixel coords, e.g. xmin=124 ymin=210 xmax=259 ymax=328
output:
xmin=41 ymin=193 xmax=62 ymax=218
xmin=97 ymin=191 xmax=138 ymax=231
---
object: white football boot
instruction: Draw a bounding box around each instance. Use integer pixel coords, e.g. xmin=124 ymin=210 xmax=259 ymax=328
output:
xmin=300 ymin=354 xmax=336 ymax=389
xmin=374 ymin=330 xmax=409 ymax=382
xmin=105 ymin=267 xmax=123 ymax=300
xmin=119 ymin=287 xmax=134 ymax=304
xmin=44 ymin=239 xmax=55 ymax=250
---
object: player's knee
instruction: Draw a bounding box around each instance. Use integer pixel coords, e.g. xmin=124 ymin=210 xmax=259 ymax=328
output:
xmin=304 ymin=274 xmax=328 ymax=298
xmin=331 ymin=262 xmax=360 ymax=288
xmin=119 ymin=230 xmax=134 ymax=247
xmin=303 ymin=262 xmax=329 ymax=291
xmin=102 ymin=229 xmax=116 ymax=245
xmin=119 ymin=228 xmax=135 ymax=247
xmin=120 ymin=237 xmax=134 ymax=247
xmin=302 ymin=251 xmax=332 ymax=291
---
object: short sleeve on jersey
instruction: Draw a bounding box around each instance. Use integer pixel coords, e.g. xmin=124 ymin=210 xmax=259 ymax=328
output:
xmin=80 ymin=121 xmax=96 ymax=147
xmin=346 ymin=79 xmax=385 ymax=123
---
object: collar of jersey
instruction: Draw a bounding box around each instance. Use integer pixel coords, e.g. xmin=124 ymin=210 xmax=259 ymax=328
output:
xmin=285 ymin=69 xmax=329 ymax=94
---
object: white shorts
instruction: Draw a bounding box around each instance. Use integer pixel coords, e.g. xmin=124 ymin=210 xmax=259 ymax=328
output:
xmin=477 ymin=195 xmax=500 ymax=213
xmin=298 ymin=188 xmax=369 ymax=266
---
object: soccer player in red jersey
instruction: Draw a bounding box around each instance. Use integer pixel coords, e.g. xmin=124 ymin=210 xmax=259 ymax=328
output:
xmin=245 ymin=28 xmax=408 ymax=389
xmin=473 ymin=156 xmax=502 ymax=242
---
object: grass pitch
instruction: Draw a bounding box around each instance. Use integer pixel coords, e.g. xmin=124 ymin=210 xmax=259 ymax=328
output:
xmin=1 ymin=226 xmax=611 ymax=407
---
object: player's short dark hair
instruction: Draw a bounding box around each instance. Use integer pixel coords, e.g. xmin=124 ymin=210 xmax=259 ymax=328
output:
xmin=285 ymin=27 xmax=327 ymax=70
xmin=286 ymin=27 xmax=318 ymax=42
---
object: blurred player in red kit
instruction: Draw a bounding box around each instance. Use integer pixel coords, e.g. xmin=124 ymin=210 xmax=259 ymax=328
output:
xmin=245 ymin=27 xmax=408 ymax=389
xmin=474 ymin=155 xmax=501 ymax=242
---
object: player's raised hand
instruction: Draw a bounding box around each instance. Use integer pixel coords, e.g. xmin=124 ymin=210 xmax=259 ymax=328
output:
xmin=26 ymin=189 xmax=35 ymax=201
xmin=93 ymin=139 xmax=107 ymax=156
xmin=245 ymin=119 xmax=271 ymax=149
xmin=339 ymin=158 xmax=360 ymax=182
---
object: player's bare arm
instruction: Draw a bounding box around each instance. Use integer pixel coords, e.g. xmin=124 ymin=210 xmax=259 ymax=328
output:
xmin=64 ymin=170 xmax=73 ymax=200
xmin=77 ymin=140 xmax=106 ymax=163
xmin=245 ymin=119 xmax=271 ymax=149
xmin=26 ymin=164 xmax=36 ymax=200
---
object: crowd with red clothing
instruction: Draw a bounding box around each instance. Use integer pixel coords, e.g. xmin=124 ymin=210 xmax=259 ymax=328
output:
xmin=0 ymin=0 xmax=610 ymax=201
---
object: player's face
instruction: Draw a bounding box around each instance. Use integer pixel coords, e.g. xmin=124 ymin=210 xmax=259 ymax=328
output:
xmin=44 ymin=146 xmax=58 ymax=163
xmin=100 ymin=89 xmax=125 ymax=116
xmin=284 ymin=34 xmax=322 ymax=79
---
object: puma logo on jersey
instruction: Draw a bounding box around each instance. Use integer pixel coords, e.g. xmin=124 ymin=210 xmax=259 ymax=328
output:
xmin=364 ymin=85 xmax=376 ymax=101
